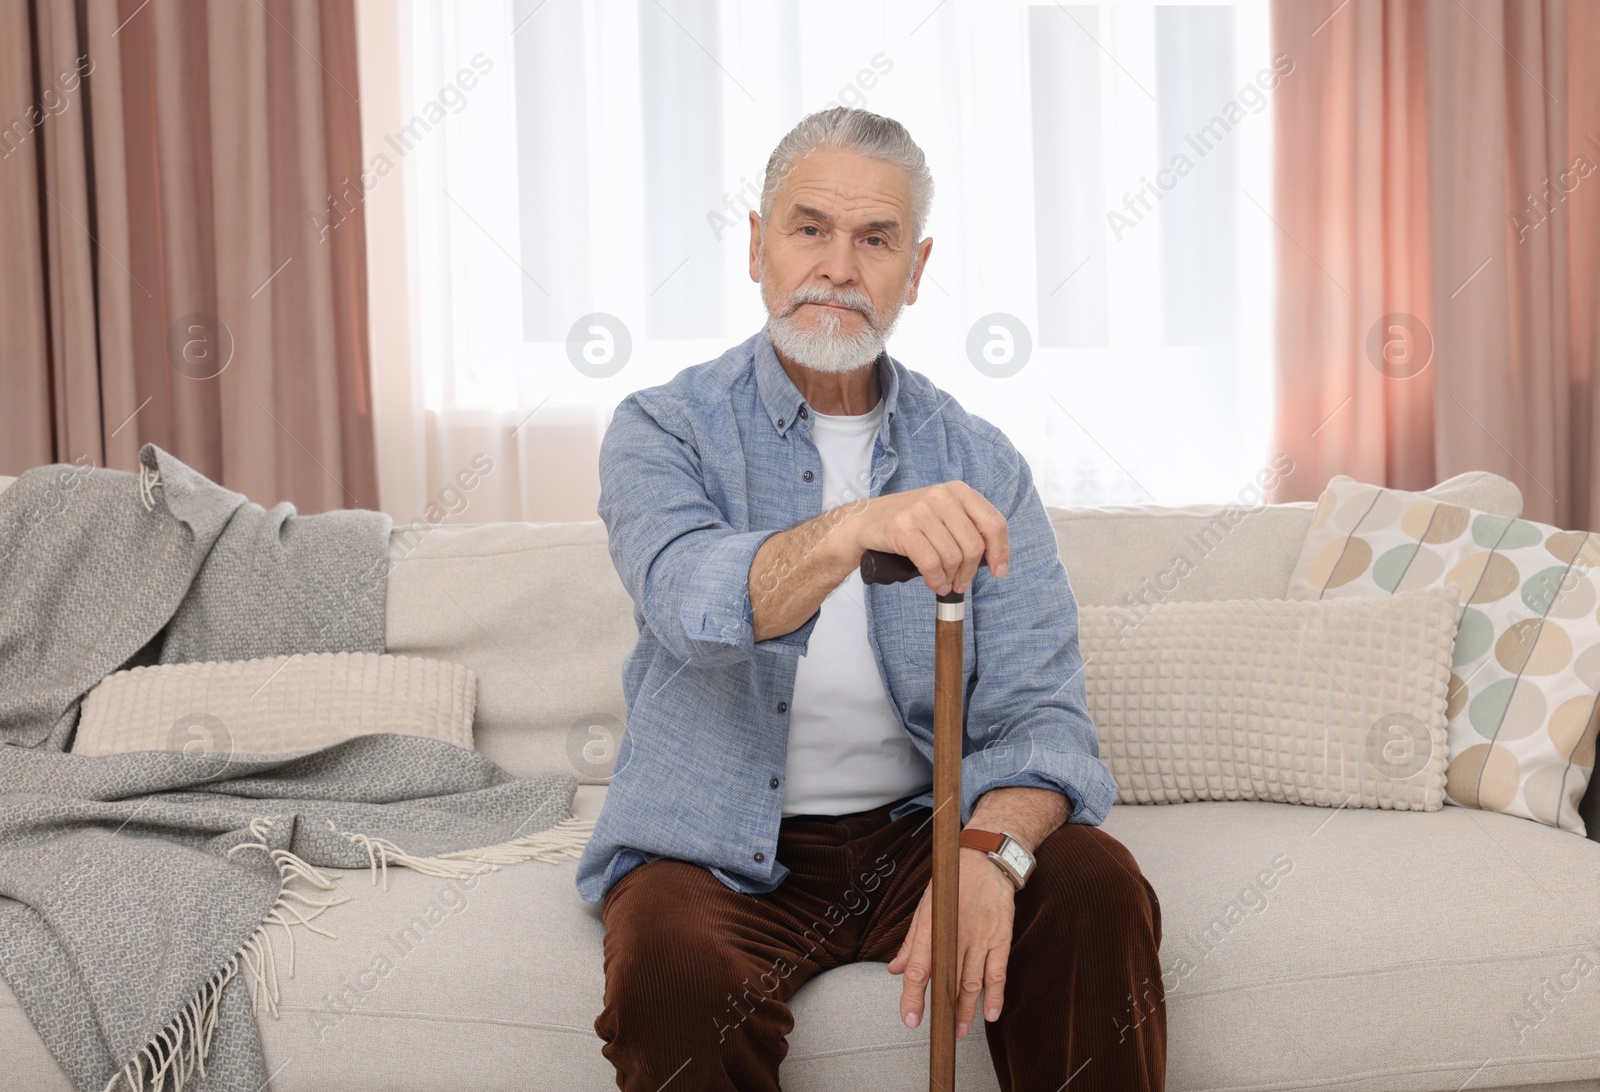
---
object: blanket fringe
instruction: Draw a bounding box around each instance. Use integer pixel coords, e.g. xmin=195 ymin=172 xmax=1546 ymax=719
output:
xmin=99 ymin=811 xmax=593 ymax=1092
xmin=103 ymin=816 xmax=348 ymax=1092
xmin=137 ymin=462 xmax=163 ymax=513
xmin=325 ymin=815 xmax=597 ymax=890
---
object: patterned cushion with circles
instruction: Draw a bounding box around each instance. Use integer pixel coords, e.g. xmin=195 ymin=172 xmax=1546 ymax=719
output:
xmin=71 ymin=652 xmax=478 ymax=758
xmin=1287 ymin=475 xmax=1600 ymax=833
xmin=1079 ymin=585 xmax=1462 ymax=811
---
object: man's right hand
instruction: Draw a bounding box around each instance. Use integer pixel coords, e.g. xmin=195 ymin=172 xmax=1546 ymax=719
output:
xmin=840 ymin=481 xmax=1009 ymax=596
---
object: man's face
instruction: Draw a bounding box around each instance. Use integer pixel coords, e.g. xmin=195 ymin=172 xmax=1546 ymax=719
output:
xmin=750 ymin=146 xmax=933 ymax=375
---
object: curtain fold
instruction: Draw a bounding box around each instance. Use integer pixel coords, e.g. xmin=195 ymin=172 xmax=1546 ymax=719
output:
xmin=0 ymin=0 xmax=377 ymax=514
xmin=1269 ymin=0 xmax=1600 ymax=532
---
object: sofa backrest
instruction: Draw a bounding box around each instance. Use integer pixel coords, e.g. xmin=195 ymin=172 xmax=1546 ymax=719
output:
xmin=15 ymin=467 xmax=1586 ymax=839
xmin=1047 ymin=470 xmax=1521 ymax=605
xmin=383 ymin=470 xmax=1524 ymax=785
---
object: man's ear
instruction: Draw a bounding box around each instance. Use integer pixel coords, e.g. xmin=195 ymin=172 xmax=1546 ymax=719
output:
xmin=905 ymin=237 xmax=934 ymax=306
xmin=748 ymin=212 xmax=763 ymax=283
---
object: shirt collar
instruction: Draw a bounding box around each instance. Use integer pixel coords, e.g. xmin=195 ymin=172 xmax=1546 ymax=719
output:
xmin=754 ymin=323 xmax=899 ymax=439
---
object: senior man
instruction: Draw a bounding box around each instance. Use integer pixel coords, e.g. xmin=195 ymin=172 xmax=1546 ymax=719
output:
xmin=577 ymin=106 xmax=1165 ymax=1091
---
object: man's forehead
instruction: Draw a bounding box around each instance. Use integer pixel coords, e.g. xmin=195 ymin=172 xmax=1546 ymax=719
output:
xmin=775 ymin=155 xmax=910 ymax=225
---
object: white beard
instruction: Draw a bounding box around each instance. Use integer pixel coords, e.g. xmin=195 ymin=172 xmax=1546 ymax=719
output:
xmin=761 ymin=251 xmax=915 ymax=375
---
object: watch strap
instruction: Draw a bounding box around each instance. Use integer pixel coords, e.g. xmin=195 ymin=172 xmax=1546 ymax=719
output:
xmin=959 ymin=828 xmax=1005 ymax=854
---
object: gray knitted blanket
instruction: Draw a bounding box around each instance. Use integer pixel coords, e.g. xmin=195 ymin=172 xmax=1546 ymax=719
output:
xmin=0 ymin=446 xmax=589 ymax=1092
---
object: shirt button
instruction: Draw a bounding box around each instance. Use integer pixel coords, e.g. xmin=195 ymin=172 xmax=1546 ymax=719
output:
xmin=777 ymin=418 xmax=786 ymax=429
xmin=754 ymin=852 xmax=765 ymax=863
xmin=802 ymin=470 xmax=814 ymax=482
xmin=798 ymin=406 xmax=808 ymax=418
xmin=769 ymin=776 xmax=780 ymax=788
xmin=777 ymin=701 xmax=788 ymax=713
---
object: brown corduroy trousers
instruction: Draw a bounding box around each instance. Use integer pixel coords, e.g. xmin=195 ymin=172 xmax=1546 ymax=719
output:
xmin=594 ymin=794 xmax=1167 ymax=1091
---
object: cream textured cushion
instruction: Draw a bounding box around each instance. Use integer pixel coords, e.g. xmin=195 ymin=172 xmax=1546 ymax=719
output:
xmin=1079 ymin=585 xmax=1462 ymax=810
xmin=72 ymin=652 xmax=477 ymax=757
xmin=1287 ymin=475 xmax=1600 ymax=834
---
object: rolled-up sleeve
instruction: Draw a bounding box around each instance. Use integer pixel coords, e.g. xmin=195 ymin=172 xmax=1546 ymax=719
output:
xmin=598 ymin=394 xmax=818 ymax=665
xmin=957 ymin=441 xmax=1119 ymax=827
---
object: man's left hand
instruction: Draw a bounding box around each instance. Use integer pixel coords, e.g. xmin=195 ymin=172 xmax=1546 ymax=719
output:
xmin=887 ymin=845 xmax=1015 ymax=1037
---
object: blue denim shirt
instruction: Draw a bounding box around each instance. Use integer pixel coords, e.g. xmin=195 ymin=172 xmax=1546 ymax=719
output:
xmin=574 ymin=327 xmax=1118 ymax=903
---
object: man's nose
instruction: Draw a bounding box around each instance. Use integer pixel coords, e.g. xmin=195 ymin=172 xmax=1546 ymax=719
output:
xmin=813 ymin=234 xmax=863 ymax=288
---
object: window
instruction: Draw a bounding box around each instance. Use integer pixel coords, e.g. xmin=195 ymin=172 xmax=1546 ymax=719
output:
xmin=364 ymin=0 xmax=1277 ymax=521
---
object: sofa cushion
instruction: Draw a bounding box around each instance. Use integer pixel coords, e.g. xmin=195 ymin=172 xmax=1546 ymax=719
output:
xmin=5 ymin=789 xmax=1597 ymax=1091
xmin=385 ymin=522 xmax=636 ymax=784
xmin=9 ymin=790 xmax=1592 ymax=1092
xmin=70 ymin=651 xmax=477 ymax=757
xmin=1081 ymin=586 xmax=1461 ymax=810
xmin=242 ymin=795 xmax=1600 ymax=1092
xmin=386 ymin=472 xmax=1522 ymax=785
xmin=1287 ymin=475 xmax=1600 ymax=836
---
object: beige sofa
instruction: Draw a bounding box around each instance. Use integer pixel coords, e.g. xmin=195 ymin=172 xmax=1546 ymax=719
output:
xmin=4 ymin=469 xmax=1599 ymax=1091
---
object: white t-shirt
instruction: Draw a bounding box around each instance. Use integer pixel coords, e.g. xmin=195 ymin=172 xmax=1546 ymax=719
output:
xmin=781 ymin=400 xmax=933 ymax=817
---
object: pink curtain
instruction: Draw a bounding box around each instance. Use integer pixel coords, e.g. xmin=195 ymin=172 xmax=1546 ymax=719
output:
xmin=1268 ymin=0 xmax=1600 ymax=530
xmin=0 ymin=0 xmax=378 ymax=513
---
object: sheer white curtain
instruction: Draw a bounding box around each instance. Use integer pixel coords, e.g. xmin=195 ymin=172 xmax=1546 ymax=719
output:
xmin=356 ymin=0 xmax=1277 ymax=526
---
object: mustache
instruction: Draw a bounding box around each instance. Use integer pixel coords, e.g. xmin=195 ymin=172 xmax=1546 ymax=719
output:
xmin=784 ymin=287 xmax=877 ymax=324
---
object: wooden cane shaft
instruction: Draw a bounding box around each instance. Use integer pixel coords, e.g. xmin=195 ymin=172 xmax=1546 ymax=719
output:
xmin=930 ymin=612 xmax=964 ymax=1091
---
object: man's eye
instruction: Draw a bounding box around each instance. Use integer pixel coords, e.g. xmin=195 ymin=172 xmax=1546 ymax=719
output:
xmin=865 ymin=236 xmax=886 ymax=246
xmin=801 ymin=225 xmax=822 ymax=236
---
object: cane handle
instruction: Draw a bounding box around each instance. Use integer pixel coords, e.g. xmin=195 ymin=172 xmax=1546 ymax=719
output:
xmin=859 ymin=549 xmax=988 ymax=604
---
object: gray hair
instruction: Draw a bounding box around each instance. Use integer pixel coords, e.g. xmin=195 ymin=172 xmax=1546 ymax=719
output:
xmin=759 ymin=106 xmax=934 ymax=247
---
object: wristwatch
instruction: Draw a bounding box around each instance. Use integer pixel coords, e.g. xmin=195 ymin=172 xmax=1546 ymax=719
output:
xmin=959 ymin=828 xmax=1035 ymax=891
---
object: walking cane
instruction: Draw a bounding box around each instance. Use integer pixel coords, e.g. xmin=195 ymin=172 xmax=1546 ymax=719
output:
xmin=859 ymin=548 xmax=987 ymax=1092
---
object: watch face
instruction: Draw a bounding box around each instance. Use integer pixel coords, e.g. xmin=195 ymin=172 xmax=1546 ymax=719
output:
xmin=999 ymin=839 xmax=1033 ymax=876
